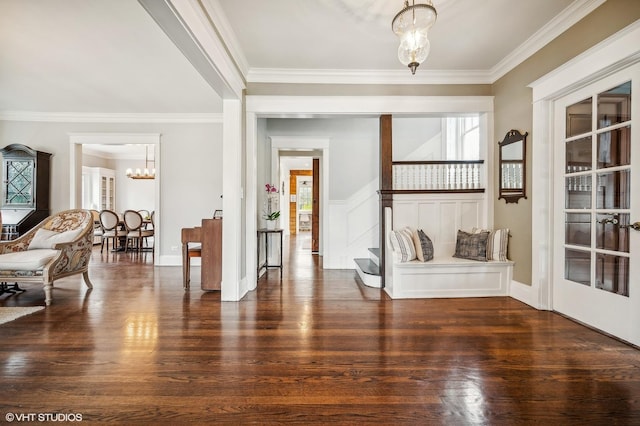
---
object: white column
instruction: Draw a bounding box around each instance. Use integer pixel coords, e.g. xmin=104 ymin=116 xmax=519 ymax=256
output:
xmin=245 ymin=112 xmax=258 ymax=291
xmin=531 ymin=99 xmax=553 ymax=310
xmin=222 ymin=99 xmax=244 ymax=301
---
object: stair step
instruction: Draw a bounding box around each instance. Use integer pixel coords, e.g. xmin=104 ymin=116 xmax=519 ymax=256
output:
xmin=354 ymin=258 xmax=380 ymax=276
xmin=368 ymin=247 xmax=380 ymax=260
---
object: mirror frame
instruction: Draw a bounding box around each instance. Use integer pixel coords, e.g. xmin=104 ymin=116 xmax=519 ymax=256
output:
xmin=498 ymin=129 xmax=528 ymax=204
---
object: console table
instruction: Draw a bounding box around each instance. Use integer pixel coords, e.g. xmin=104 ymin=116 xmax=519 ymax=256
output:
xmin=257 ymin=228 xmax=283 ymax=276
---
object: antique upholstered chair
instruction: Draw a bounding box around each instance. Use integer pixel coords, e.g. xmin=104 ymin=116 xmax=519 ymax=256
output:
xmin=0 ymin=209 xmax=94 ymax=306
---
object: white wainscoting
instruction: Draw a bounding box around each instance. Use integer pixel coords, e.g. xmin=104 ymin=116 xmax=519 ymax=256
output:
xmin=392 ymin=192 xmax=488 ymax=258
xmin=324 ymin=179 xmax=379 ymax=269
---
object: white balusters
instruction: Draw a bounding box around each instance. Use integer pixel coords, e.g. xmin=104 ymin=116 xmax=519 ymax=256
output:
xmin=392 ymin=162 xmax=484 ymax=191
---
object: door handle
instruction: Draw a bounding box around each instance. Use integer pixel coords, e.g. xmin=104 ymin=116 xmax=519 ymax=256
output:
xmin=598 ymin=217 xmax=619 ymax=225
xmin=620 ymin=221 xmax=640 ymax=231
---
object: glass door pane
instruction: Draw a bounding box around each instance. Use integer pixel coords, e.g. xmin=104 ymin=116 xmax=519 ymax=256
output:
xmin=563 ymin=81 xmax=631 ymax=296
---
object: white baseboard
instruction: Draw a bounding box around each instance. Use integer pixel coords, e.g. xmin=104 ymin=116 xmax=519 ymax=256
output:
xmin=156 ymin=255 xmax=202 ymax=267
xmin=509 ymin=280 xmax=539 ymax=309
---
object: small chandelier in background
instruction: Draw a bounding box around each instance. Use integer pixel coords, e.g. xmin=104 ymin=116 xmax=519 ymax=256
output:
xmin=392 ymin=0 xmax=437 ymax=75
xmin=126 ymin=145 xmax=155 ymax=180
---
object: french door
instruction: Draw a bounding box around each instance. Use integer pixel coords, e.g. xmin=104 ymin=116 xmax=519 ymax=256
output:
xmin=553 ymin=63 xmax=640 ymax=346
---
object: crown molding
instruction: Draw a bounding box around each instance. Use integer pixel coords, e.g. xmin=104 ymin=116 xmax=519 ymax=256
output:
xmin=200 ymin=0 xmax=250 ymax=77
xmin=0 ymin=111 xmax=223 ymax=123
xmin=243 ymin=0 xmax=606 ymax=86
xmin=489 ymin=0 xmax=607 ymax=83
xmin=247 ymin=68 xmax=493 ymax=85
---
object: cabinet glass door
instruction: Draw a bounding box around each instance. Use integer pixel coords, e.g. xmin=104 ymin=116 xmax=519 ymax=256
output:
xmin=4 ymin=159 xmax=34 ymax=206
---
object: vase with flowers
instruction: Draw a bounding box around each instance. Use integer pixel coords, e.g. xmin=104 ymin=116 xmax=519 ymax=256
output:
xmin=263 ymin=183 xmax=280 ymax=229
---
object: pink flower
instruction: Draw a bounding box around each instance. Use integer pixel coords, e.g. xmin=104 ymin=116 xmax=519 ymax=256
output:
xmin=265 ymin=183 xmax=278 ymax=193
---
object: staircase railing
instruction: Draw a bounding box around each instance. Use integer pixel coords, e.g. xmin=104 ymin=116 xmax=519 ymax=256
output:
xmin=392 ymin=160 xmax=484 ymax=192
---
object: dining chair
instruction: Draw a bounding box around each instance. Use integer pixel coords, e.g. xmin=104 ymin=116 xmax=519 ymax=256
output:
xmin=137 ymin=209 xmax=151 ymax=229
xmin=99 ymin=209 xmax=122 ymax=253
xmin=89 ymin=209 xmax=102 ymax=244
xmin=149 ymin=211 xmax=155 ymax=230
xmin=181 ymin=226 xmax=201 ymax=289
xmin=123 ymin=210 xmax=154 ymax=252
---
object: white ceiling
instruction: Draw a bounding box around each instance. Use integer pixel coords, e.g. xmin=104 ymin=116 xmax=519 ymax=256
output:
xmin=0 ymin=0 xmax=596 ymax=115
xmin=216 ymin=0 xmax=580 ymax=80
xmin=0 ymin=0 xmax=221 ymax=113
xmin=83 ymin=143 xmax=154 ymax=160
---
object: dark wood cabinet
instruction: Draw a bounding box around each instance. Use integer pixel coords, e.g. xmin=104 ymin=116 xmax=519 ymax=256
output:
xmin=0 ymin=144 xmax=52 ymax=239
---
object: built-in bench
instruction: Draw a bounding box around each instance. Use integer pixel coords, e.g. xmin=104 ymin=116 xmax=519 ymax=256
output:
xmin=379 ymin=193 xmax=514 ymax=299
xmin=385 ymin=256 xmax=513 ymax=299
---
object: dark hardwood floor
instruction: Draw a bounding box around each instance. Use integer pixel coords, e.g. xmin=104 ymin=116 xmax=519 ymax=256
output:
xmin=1 ymin=234 xmax=640 ymax=424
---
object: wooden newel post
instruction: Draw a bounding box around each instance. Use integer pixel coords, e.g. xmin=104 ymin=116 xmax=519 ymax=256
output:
xmin=379 ymin=115 xmax=393 ymax=288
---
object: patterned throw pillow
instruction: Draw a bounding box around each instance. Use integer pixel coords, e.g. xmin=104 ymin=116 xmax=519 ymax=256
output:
xmin=417 ymin=229 xmax=434 ymax=261
xmin=453 ymin=230 xmax=489 ymax=261
xmin=389 ymin=229 xmax=417 ymax=262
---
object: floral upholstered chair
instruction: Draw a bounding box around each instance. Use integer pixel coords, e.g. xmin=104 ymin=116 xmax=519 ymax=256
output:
xmin=0 ymin=209 xmax=94 ymax=306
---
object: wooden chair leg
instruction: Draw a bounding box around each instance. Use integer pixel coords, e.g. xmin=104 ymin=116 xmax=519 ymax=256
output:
xmin=182 ymin=245 xmax=189 ymax=290
xmin=44 ymin=282 xmax=53 ymax=306
xmin=83 ymin=271 xmax=93 ymax=288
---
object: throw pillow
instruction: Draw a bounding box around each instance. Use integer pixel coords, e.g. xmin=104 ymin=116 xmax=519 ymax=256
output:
xmin=28 ymin=227 xmax=83 ymax=250
xmin=388 ymin=229 xmax=417 ymax=262
xmin=487 ymin=228 xmax=509 ymax=261
xmin=407 ymin=227 xmax=424 ymax=262
xmin=417 ymin=229 xmax=434 ymax=261
xmin=453 ymin=229 xmax=489 ymax=261
xmin=472 ymin=227 xmax=510 ymax=261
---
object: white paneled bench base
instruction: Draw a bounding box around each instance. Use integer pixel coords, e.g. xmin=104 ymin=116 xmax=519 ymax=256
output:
xmin=385 ymin=257 xmax=513 ymax=299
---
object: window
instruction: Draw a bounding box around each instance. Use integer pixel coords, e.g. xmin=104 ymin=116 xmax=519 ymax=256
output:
xmin=298 ymin=183 xmax=312 ymax=211
xmin=444 ymin=116 xmax=480 ymax=160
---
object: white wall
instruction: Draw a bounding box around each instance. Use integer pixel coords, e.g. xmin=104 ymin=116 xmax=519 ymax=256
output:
xmin=115 ymin=159 xmax=155 ymax=213
xmin=392 ymin=117 xmax=442 ymax=160
xmin=0 ymin=120 xmax=223 ymax=263
xmin=82 ymin=153 xmax=113 ymax=169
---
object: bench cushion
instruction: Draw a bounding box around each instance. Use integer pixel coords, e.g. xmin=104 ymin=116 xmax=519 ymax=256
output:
xmin=0 ymin=249 xmax=59 ymax=270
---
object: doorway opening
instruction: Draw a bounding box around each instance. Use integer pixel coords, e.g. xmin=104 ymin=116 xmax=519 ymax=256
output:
xmin=278 ymin=152 xmax=321 ymax=255
xmin=69 ymin=133 xmax=161 ymax=263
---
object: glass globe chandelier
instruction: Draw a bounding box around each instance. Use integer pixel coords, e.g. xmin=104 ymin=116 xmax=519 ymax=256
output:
xmin=392 ymin=0 xmax=437 ymax=75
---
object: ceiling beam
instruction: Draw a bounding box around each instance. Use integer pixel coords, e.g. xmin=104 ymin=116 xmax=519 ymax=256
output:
xmin=138 ymin=0 xmax=245 ymax=100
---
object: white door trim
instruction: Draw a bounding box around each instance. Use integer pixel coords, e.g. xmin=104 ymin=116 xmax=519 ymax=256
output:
xmin=529 ymin=21 xmax=640 ymax=310
xmin=271 ymin=136 xmax=330 ymax=257
xmin=68 ymin=132 xmax=161 ymax=264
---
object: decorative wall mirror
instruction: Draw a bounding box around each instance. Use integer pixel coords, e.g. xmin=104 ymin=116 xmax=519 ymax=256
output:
xmin=498 ymin=129 xmax=527 ymax=203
